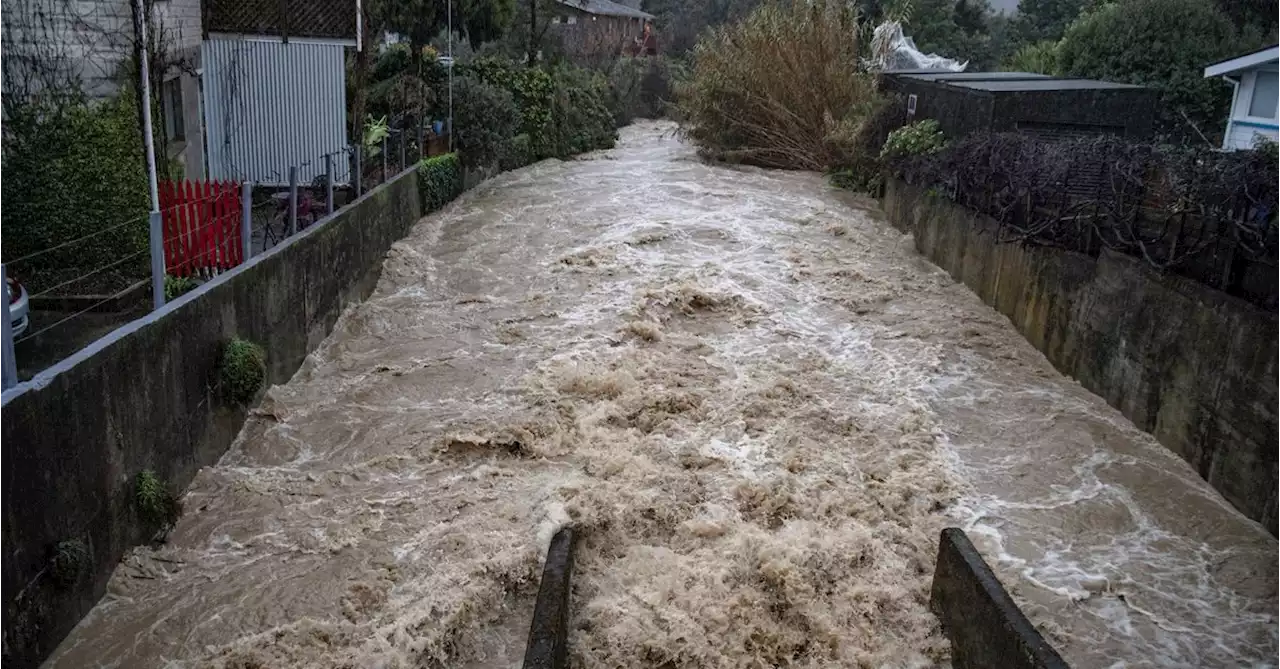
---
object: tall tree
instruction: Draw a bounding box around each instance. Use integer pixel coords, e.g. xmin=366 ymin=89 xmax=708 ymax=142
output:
xmin=904 ymin=0 xmax=996 ymax=68
xmin=1013 ymin=0 xmax=1089 ymax=43
xmin=1057 ymin=0 xmax=1251 ymax=143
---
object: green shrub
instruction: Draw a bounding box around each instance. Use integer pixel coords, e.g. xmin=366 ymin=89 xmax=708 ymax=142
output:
xmin=549 ymin=65 xmax=618 ymax=158
xmin=1 ymin=93 xmax=150 ymax=295
xmin=828 ymin=93 xmax=908 ymax=192
xmin=135 ymin=470 xmax=181 ymax=531
xmin=465 ymin=58 xmax=556 ymax=158
xmin=164 ymin=274 xmax=199 ymax=301
xmin=51 ymin=539 xmax=89 ymax=588
xmin=451 ymin=76 xmax=520 ymax=167
xmin=676 ymin=0 xmax=881 ymax=170
xmin=1001 ymin=40 xmax=1060 ymax=75
xmin=501 ymin=133 xmax=534 ymax=171
xmin=881 ymin=119 xmax=947 ymax=161
xmin=218 ymin=337 xmax=267 ymax=406
xmin=418 ymin=153 xmax=463 ymax=212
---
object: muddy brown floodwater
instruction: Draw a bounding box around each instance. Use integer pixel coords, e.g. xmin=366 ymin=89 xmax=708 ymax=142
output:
xmin=48 ymin=121 xmax=1276 ymax=669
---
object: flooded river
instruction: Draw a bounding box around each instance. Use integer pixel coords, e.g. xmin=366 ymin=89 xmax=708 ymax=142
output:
xmin=48 ymin=122 xmax=1276 ymax=668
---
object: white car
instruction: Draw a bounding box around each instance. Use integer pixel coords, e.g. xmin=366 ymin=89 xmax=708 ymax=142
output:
xmin=7 ymin=276 xmax=29 ymax=337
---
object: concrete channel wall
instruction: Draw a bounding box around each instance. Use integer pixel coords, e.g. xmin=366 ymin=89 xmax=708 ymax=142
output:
xmin=884 ymin=179 xmax=1279 ymax=534
xmin=931 ymin=528 xmax=1069 ymax=669
xmin=0 ymin=168 xmax=424 ymax=668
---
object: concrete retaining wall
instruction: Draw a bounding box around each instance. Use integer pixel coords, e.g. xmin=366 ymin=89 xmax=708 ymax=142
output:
xmin=1 ymin=167 xmax=424 ymax=668
xmin=931 ymin=528 xmax=1069 ymax=669
xmin=884 ymin=179 xmax=1278 ymax=534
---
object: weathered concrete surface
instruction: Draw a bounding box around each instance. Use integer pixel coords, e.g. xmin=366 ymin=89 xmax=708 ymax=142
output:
xmin=522 ymin=527 xmax=577 ymax=669
xmin=931 ymin=528 xmax=1070 ymax=669
xmin=0 ymin=167 xmax=423 ymax=668
xmin=884 ymin=179 xmax=1279 ymax=533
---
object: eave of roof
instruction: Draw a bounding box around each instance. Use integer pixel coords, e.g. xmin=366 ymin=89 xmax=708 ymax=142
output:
xmin=1204 ymin=45 xmax=1279 ymax=78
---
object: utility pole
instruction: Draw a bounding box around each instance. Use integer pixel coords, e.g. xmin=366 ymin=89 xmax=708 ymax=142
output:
xmin=448 ymin=0 xmax=454 ymax=152
xmin=133 ymin=0 xmax=161 ymax=213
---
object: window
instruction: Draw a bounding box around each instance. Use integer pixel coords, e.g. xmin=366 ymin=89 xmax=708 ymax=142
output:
xmin=163 ymin=77 xmax=185 ymax=141
xmin=1248 ymin=71 xmax=1278 ymax=119
xmin=551 ymin=15 xmax=561 ymax=23
xmin=566 ymin=14 xmax=577 ymax=24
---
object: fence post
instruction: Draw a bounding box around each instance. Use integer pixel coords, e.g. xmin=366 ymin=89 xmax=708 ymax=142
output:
xmin=381 ymin=137 xmax=388 ymax=182
xmin=417 ymin=121 xmax=425 ymax=162
xmin=149 ymin=210 xmax=165 ymax=310
xmin=288 ymin=166 xmax=299 ymax=237
xmin=2 ymin=264 xmax=17 ymax=390
xmin=399 ymin=130 xmax=407 ymax=172
xmin=325 ymin=153 xmax=335 ymax=215
xmin=241 ymin=181 xmax=254 ymax=261
xmin=353 ymin=146 xmax=363 ymax=197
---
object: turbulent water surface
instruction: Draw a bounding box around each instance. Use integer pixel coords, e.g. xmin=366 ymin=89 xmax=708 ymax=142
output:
xmin=49 ymin=122 xmax=1277 ymax=669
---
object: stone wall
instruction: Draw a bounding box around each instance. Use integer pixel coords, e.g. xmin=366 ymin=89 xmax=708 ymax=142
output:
xmin=884 ymin=179 xmax=1278 ymax=534
xmin=0 ymin=167 xmax=424 ymax=668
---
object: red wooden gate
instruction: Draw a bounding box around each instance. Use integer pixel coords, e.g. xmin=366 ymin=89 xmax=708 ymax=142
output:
xmin=160 ymin=180 xmax=243 ymax=277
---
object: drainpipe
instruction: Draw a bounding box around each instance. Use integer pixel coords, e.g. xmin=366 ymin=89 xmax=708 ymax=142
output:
xmin=1223 ymin=75 xmax=1240 ymax=151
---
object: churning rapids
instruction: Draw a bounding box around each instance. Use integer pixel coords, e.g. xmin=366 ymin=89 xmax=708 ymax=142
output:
xmin=49 ymin=122 xmax=1276 ymax=669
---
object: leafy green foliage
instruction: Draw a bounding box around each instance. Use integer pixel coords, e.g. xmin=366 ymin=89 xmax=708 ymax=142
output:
xmin=1001 ymin=40 xmax=1059 ymax=74
xmin=451 ymin=75 xmax=521 ymax=167
xmin=164 ymin=275 xmax=199 ymax=301
xmin=465 ymin=58 xmax=556 ymax=157
xmin=135 ymin=470 xmax=182 ymax=531
xmin=677 ymin=0 xmax=881 ymax=171
xmin=218 ymin=337 xmax=267 ymax=406
xmin=880 ymin=119 xmax=946 ymax=160
xmin=901 ymin=0 xmax=997 ymax=70
xmin=417 ymin=153 xmax=464 ymax=211
xmin=51 ymin=539 xmax=89 ymax=588
xmin=548 ymin=65 xmax=618 ymax=157
xmin=828 ymin=93 xmax=908 ymax=192
xmin=501 ymin=133 xmax=534 ymax=171
xmin=461 ymin=59 xmax=616 ymax=161
xmin=364 ymin=115 xmax=391 ymax=153
xmin=1012 ymin=0 xmax=1090 ymax=43
xmin=369 ymin=0 xmax=516 ymax=55
xmin=1212 ymin=0 xmax=1277 ymax=41
xmin=1 ymin=94 xmax=150 ymax=295
xmin=1056 ymin=0 xmax=1247 ymax=142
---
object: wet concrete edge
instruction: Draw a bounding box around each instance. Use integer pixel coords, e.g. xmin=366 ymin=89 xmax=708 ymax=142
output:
xmin=931 ymin=528 xmax=1071 ymax=669
xmin=522 ymin=527 xmax=576 ymax=669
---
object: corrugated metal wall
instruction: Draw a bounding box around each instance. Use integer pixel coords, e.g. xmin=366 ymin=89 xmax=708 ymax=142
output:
xmin=203 ymin=37 xmax=351 ymax=186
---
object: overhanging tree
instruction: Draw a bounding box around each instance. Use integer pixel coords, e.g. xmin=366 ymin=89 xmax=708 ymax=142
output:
xmin=1056 ymin=0 xmax=1250 ymax=143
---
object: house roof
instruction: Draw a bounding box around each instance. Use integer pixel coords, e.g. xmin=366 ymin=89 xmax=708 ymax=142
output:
xmin=557 ymin=0 xmax=654 ymax=20
xmin=894 ymin=72 xmax=1143 ymax=91
xmin=1204 ymin=45 xmax=1279 ymax=78
xmin=203 ymin=0 xmax=358 ymax=42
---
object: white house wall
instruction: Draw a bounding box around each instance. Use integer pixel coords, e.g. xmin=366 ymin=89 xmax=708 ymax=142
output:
xmin=203 ymin=37 xmax=351 ymax=186
xmin=1226 ymin=121 xmax=1278 ymax=150
xmin=1223 ymin=69 xmax=1280 ymax=151
xmin=3 ymin=0 xmax=201 ymax=98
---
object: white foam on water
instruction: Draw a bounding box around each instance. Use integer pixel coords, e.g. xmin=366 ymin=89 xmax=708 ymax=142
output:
xmin=44 ymin=121 xmax=1275 ymax=669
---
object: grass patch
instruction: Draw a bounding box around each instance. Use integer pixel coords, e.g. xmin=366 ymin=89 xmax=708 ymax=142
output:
xmin=135 ymin=470 xmax=182 ymax=532
xmin=218 ymin=337 xmax=267 ymax=406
